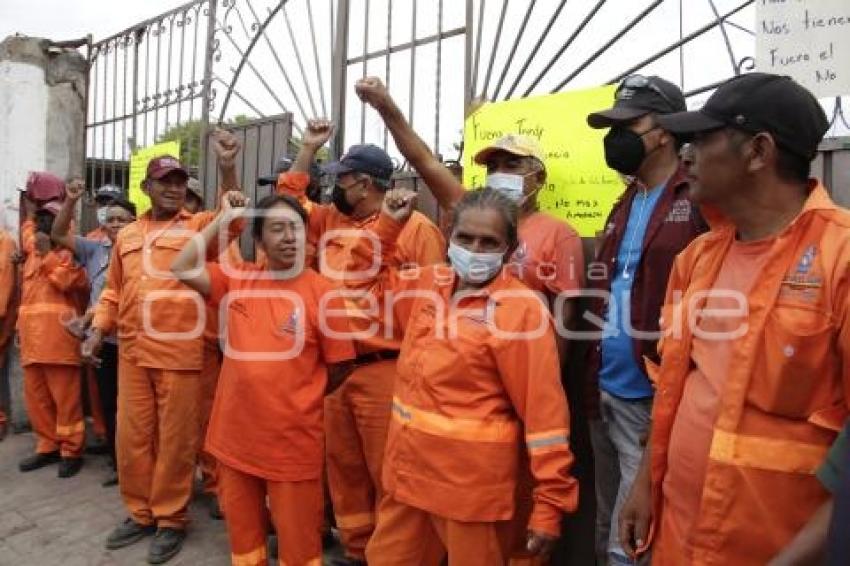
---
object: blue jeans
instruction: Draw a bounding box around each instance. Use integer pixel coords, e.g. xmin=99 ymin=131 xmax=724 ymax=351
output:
xmin=590 ymin=390 xmax=652 ymax=566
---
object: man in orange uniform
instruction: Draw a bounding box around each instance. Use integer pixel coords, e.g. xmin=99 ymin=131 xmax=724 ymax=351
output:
xmin=618 ymin=73 xmax=850 ymax=565
xmin=0 ymin=225 xmax=19 ymax=441
xmin=17 ymin=199 xmax=89 ymax=478
xmin=347 ymin=187 xmax=578 ymax=564
xmin=274 ymin=120 xmax=445 ymax=563
xmin=84 ymin=139 xmax=241 ymax=564
xmin=177 ymin=174 xmax=227 ymax=520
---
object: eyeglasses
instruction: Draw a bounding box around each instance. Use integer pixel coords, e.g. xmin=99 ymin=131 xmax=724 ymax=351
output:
xmin=616 ymin=75 xmax=677 ymax=111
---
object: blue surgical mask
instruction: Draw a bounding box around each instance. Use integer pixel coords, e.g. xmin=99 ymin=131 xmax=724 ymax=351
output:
xmin=447 ymin=242 xmax=505 ymax=284
xmin=485 ymin=173 xmax=525 ymax=202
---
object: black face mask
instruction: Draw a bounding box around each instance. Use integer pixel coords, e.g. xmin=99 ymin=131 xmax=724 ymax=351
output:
xmin=35 ymin=212 xmax=54 ymax=235
xmin=332 ymin=184 xmax=357 ymax=216
xmin=604 ymin=127 xmax=655 ymax=176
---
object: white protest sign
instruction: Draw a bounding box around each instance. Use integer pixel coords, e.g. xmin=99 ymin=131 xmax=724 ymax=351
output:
xmin=756 ymin=0 xmax=850 ymax=98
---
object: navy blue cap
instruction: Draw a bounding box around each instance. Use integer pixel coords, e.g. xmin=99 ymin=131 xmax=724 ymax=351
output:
xmin=95 ymin=184 xmax=123 ymax=203
xmin=323 ymin=144 xmax=394 ymax=182
xmin=257 ymin=155 xmax=323 ymax=186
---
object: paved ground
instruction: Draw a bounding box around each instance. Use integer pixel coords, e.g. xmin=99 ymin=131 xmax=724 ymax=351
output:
xmin=0 ymin=430 xmax=234 ymax=566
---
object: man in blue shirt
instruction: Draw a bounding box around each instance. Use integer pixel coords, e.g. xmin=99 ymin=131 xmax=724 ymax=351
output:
xmin=51 ymin=179 xmax=135 ymax=486
xmin=585 ymin=76 xmax=706 ymax=565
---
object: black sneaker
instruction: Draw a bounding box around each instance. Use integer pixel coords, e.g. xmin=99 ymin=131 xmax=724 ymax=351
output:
xmin=327 ymin=557 xmax=367 ymax=566
xmin=58 ymin=457 xmax=84 ymax=478
xmin=85 ymin=439 xmax=109 ymax=455
xmin=102 ymin=470 xmax=119 ymax=487
xmin=19 ymin=451 xmax=61 ymax=472
xmin=105 ymin=518 xmax=156 ymax=550
xmin=147 ymin=528 xmax=186 ymax=564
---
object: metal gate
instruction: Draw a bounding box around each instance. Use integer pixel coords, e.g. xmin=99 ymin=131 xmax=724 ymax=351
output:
xmin=83 ymin=0 xmax=848 ymax=198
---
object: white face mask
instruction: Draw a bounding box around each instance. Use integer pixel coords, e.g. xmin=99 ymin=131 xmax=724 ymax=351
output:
xmin=447 ymin=242 xmax=505 ymax=284
xmin=96 ymin=207 xmax=109 ymax=226
xmin=485 ymin=173 xmax=525 ymax=202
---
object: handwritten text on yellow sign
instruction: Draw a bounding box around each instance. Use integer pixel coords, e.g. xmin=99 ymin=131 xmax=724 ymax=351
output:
xmin=463 ymin=85 xmax=622 ymax=237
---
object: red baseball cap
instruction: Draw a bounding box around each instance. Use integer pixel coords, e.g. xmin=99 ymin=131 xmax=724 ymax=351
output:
xmin=25 ymin=171 xmax=66 ymax=202
xmin=146 ymin=155 xmax=188 ymax=180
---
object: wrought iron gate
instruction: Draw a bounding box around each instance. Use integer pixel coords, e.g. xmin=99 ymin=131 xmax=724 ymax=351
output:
xmin=83 ymin=0 xmax=848 ymax=200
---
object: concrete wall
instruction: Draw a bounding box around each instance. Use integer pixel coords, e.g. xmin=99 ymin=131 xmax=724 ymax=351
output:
xmin=0 ymin=35 xmax=87 ymax=430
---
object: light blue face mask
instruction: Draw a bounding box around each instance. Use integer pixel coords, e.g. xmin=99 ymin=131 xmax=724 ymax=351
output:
xmin=485 ymin=172 xmax=525 ymax=202
xmin=96 ymin=207 xmax=109 ymax=226
xmin=447 ymin=242 xmax=505 ymax=284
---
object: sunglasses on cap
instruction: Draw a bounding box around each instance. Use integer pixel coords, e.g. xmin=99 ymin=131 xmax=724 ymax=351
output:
xmin=616 ymin=75 xmax=677 ymax=111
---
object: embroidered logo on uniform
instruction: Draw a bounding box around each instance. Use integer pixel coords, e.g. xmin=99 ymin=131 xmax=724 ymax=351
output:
xmin=780 ymin=245 xmax=822 ymax=302
xmin=665 ymin=199 xmax=691 ymax=223
xmin=796 ymin=245 xmax=817 ymax=275
xmin=279 ymin=309 xmax=300 ymax=334
xmin=460 ymin=303 xmax=496 ymax=327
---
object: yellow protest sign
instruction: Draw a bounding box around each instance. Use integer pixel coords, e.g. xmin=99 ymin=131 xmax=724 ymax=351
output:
xmin=463 ymin=85 xmax=622 ymax=237
xmin=128 ymin=141 xmax=181 ymax=215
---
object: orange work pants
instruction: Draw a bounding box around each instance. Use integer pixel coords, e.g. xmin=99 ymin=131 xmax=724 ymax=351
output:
xmin=198 ymin=345 xmax=222 ymax=495
xmin=85 ymin=365 xmax=107 ymax=438
xmin=218 ymin=463 xmax=323 ymax=566
xmin=0 ymin=342 xmax=9 ymax=431
xmin=23 ymin=363 xmax=84 ymax=457
xmin=366 ymin=494 xmax=513 ymax=566
xmin=508 ymin=453 xmax=547 ymax=566
xmin=324 ymin=359 xmax=395 ymax=559
xmin=116 ymin=354 xmax=202 ymax=529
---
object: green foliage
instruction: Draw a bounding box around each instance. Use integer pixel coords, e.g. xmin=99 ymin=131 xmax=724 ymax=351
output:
xmin=158 ymin=116 xmax=331 ymax=170
xmin=157 ymin=115 xmax=252 ymax=168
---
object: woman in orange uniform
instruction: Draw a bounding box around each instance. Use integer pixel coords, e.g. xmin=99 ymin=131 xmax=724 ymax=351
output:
xmin=172 ymin=192 xmax=356 ymax=566
xmin=348 ymin=187 xmax=578 ymax=565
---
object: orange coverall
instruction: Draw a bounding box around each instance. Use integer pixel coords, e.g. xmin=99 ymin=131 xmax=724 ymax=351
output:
xmin=647 ymin=181 xmax=850 ymax=565
xmin=347 ymin=213 xmax=578 ymax=565
xmin=92 ymin=208 xmax=233 ymax=529
xmin=277 ymin=172 xmax=446 ymax=559
xmin=0 ymin=229 xmax=18 ymax=431
xmin=18 ymin=221 xmax=89 ymax=457
xmin=205 ymin=262 xmax=355 ymax=565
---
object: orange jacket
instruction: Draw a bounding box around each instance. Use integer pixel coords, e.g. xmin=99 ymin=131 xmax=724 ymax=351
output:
xmin=345 ymin=212 xmax=578 ymax=536
xmin=277 ymin=171 xmax=446 ymax=353
xmin=0 ymin=229 xmax=19 ymax=347
xmin=92 ymin=209 xmax=237 ymax=370
xmin=648 ymin=181 xmax=850 ymax=565
xmin=17 ymin=221 xmax=88 ymax=366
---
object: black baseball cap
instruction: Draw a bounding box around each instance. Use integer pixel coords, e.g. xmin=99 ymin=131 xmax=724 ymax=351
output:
xmin=587 ymin=75 xmax=687 ymax=129
xmin=257 ymin=156 xmax=294 ymax=186
xmin=95 ymin=184 xmax=123 ymax=204
xmin=657 ymin=73 xmax=828 ymax=160
xmin=257 ymin=155 xmax=323 ymax=186
xmin=323 ymin=144 xmax=394 ymax=182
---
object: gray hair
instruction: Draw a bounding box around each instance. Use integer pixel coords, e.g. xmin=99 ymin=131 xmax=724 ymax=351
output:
xmin=451 ymin=187 xmax=519 ymax=248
